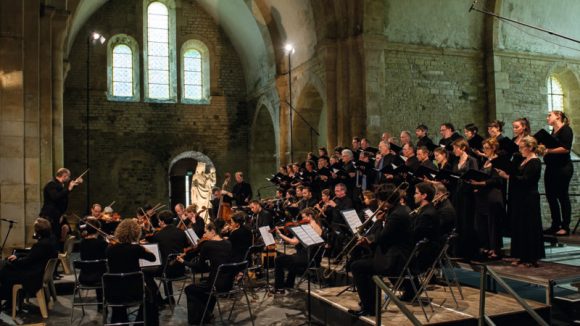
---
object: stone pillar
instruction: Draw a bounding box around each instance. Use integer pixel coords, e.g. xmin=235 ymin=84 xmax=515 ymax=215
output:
xmin=39 ymin=8 xmax=54 ymax=192
xmin=276 ymin=76 xmax=289 ymax=164
xmin=51 ymin=8 xmax=70 ymax=169
xmin=0 ymin=0 xmax=27 ymax=248
xmin=319 ymin=43 xmax=338 ymax=150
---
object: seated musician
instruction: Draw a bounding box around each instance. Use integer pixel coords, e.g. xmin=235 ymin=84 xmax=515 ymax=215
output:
xmin=0 ymin=218 xmax=58 ymax=310
xmin=299 ymin=186 xmax=318 ymax=210
xmin=349 ymin=184 xmax=411 ymax=317
xmin=405 ymin=182 xmax=441 ymax=300
xmin=79 ymin=218 xmax=108 ymax=308
xmin=182 ymin=204 xmax=205 ymax=238
xmin=178 ymin=222 xmax=232 ymax=324
xmin=106 ymin=219 xmax=158 ymax=325
xmin=222 ymin=212 xmax=253 ymax=262
xmin=273 ymin=208 xmax=323 ymax=294
xmin=147 ymin=210 xmax=188 ymax=305
xmin=249 ymin=200 xmax=274 ymax=230
xmin=433 ymin=182 xmax=456 ymax=240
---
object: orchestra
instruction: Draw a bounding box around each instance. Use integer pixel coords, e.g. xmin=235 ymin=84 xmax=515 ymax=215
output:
xmin=26 ymin=113 xmax=572 ymax=321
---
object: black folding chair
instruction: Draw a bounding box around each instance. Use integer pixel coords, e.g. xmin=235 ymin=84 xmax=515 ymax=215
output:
xmin=200 ymin=260 xmax=255 ymax=326
xmin=102 ymin=271 xmax=146 ymax=326
xmin=70 ymin=259 xmax=108 ymax=322
xmin=154 ymin=253 xmax=189 ymax=310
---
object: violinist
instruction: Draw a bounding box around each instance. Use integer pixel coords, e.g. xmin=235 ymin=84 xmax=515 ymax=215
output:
xmin=182 ymin=204 xmax=205 ymax=238
xmin=273 ymin=208 xmax=323 ymax=294
xmin=105 ymin=219 xmax=158 ymax=325
xmin=174 ymin=203 xmax=185 ymax=223
xmin=349 ymin=184 xmax=411 ymax=317
xmin=79 ymin=218 xmax=108 ymax=309
xmin=136 ymin=208 xmax=154 ymax=238
xmin=147 ymin=210 xmax=188 ymax=305
xmin=314 ymin=189 xmax=333 ymax=221
xmin=178 ymin=222 xmax=232 ymax=324
xmin=88 ymin=203 xmax=103 ymax=219
xmin=224 ymin=212 xmax=252 ymax=262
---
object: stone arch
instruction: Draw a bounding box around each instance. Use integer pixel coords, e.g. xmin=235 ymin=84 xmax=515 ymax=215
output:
xmin=168 ymin=151 xmax=215 ymax=208
xmin=546 ymin=65 xmax=580 ymax=153
xmin=250 ymin=98 xmax=278 ymax=198
xmin=292 ymin=80 xmax=326 ymax=162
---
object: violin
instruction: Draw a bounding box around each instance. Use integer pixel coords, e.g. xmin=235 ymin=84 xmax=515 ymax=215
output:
xmin=84 ymin=220 xmax=119 ymax=245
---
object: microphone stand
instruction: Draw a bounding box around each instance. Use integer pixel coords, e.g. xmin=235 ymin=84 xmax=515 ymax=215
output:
xmin=0 ymin=219 xmax=17 ymax=258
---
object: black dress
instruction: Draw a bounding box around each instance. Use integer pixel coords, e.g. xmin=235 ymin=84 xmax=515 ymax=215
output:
xmin=509 ymin=158 xmax=545 ymax=263
xmin=473 ymin=165 xmax=505 ymax=254
xmin=452 ymin=156 xmax=479 ymax=259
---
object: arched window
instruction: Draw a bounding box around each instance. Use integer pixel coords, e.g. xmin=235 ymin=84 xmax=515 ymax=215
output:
xmin=181 ymin=40 xmax=210 ymax=104
xmin=547 ymin=76 xmax=564 ymax=112
xmin=144 ymin=0 xmax=176 ymax=102
xmin=107 ymin=34 xmax=140 ymax=101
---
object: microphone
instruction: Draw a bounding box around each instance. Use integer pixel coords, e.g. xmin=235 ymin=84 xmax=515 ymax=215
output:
xmin=0 ymin=218 xmax=17 ymax=224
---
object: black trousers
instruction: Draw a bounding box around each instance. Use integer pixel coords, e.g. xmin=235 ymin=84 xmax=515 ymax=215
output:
xmin=185 ymin=284 xmax=215 ymax=324
xmin=545 ymin=163 xmax=573 ymax=230
xmin=110 ymin=273 xmax=159 ymax=326
xmin=274 ymin=254 xmax=307 ymax=289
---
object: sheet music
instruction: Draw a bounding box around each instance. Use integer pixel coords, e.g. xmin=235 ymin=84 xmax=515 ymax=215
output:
xmin=290 ymin=226 xmax=315 ymax=246
xmin=185 ymin=228 xmax=199 ymax=245
xmin=259 ymin=226 xmax=276 ymax=246
xmin=300 ymin=225 xmax=324 ymax=244
xmin=364 ymin=208 xmax=377 ymax=222
xmin=341 ymin=209 xmax=363 ymax=233
xmin=139 ymin=243 xmax=161 ymax=268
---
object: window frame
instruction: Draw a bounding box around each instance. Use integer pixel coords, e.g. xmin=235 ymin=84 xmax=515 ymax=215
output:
xmin=180 ymin=39 xmax=211 ymax=104
xmin=143 ymin=0 xmax=177 ymax=103
xmin=106 ymin=34 xmax=140 ymax=102
xmin=547 ymin=76 xmax=565 ymax=112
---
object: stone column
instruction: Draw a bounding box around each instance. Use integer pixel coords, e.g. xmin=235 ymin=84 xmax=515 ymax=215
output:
xmin=51 ymin=8 xmax=70 ymax=169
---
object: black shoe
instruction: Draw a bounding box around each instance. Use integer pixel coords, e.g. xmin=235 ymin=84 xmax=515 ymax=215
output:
xmin=348 ymin=309 xmax=372 ymax=317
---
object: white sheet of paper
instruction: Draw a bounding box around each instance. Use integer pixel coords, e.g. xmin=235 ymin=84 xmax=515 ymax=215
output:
xmin=259 ymin=226 xmax=276 ymax=247
xmin=341 ymin=209 xmax=363 ymax=233
xmin=290 ymin=226 xmax=315 ymax=246
xmin=301 ymin=225 xmax=324 ymax=244
xmin=364 ymin=208 xmax=377 ymax=222
xmin=185 ymin=228 xmax=199 ymax=245
xmin=139 ymin=243 xmax=161 ymax=268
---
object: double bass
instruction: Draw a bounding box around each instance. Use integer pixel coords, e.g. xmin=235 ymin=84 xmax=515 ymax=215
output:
xmin=217 ymin=173 xmax=233 ymax=225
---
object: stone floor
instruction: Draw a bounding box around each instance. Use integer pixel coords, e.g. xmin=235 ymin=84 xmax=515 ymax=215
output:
xmin=0 ymin=275 xmax=312 ymax=326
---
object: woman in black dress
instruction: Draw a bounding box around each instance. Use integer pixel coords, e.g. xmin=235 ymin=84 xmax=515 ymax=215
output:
xmin=543 ymin=111 xmax=574 ymax=236
xmin=497 ymin=136 xmax=545 ymax=267
xmin=469 ymin=138 xmax=505 ymax=259
xmin=451 ymin=139 xmax=479 ymax=259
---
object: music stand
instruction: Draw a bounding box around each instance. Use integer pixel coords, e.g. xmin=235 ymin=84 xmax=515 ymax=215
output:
xmin=0 ymin=219 xmax=17 ymax=259
xmin=290 ymin=225 xmax=324 ymax=326
xmin=258 ymin=226 xmax=276 ymax=296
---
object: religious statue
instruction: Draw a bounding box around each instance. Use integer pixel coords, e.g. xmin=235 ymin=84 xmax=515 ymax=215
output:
xmin=190 ymin=162 xmax=216 ymax=222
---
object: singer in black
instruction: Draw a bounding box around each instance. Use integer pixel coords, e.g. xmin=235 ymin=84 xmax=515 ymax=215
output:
xmin=0 ymin=218 xmax=57 ymax=309
xmin=543 ymin=111 xmax=574 ymax=236
xmin=349 ymin=184 xmax=412 ymax=317
xmin=39 ymin=168 xmax=83 ymax=238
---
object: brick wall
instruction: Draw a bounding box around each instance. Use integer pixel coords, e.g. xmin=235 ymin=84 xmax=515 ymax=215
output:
xmin=63 ymin=0 xmax=248 ymax=216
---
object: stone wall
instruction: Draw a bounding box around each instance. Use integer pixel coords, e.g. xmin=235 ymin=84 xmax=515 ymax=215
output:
xmin=365 ymin=40 xmax=487 ymax=143
xmin=63 ymin=0 xmax=247 ymax=216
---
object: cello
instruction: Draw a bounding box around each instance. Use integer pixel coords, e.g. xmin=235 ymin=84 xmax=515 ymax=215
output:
xmin=217 ymin=173 xmax=233 ymax=225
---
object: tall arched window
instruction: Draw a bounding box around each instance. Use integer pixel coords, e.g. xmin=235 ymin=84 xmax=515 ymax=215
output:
xmin=547 ymin=76 xmax=564 ymax=112
xmin=144 ymin=0 xmax=176 ymax=102
xmin=181 ymin=40 xmax=210 ymax=104
xmin=107 ymin=34 xmax=140 ymax=101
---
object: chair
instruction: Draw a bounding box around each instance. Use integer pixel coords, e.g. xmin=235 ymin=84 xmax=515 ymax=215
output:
xmin=200 ymin=260 xmax=255 ymax=326
xmin=102 ymin=271 xmax=146 ymax=326
xmin=11 ymin=257 xmax=59 ymax=319
xmin=154 ymin=253 xmax=189 ymax=310
xmin=243 ymin=244 xmax=264 ymax=281
xmin=59 ymin=235 xmax=76 ymax=275
xmin=70 ymin=259 xmax=108 ymax=323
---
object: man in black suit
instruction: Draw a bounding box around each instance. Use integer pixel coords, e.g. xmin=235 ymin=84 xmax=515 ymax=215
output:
xmin=39 ymin=168 xmax=83 ymax=238
xmin=0 ymin=218 xmax=58 ymax=308
xmin=249 ymin=200 xmax=274 ymax=231
xmin=349 ymin=184 xmax=412 ymax=317
xmin=147 ymin=210 xmax=188 ymax=304
xmin=417 ymin=146 xmax=437 ymax=170
xmin=231 ymin=172 xmax=252 ymax=207
xmin=416 ymin=124 xmax=435 ymax=150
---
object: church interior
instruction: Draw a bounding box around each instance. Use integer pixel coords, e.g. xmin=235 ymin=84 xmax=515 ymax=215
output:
xmin=2 ymin=0 xmax=580 ymax=325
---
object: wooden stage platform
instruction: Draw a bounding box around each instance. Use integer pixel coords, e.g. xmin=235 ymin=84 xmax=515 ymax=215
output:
xmin=310 ymin=285 xmax=550 ymax=325
xmin=456 ymin=260 xmax=580 ymax=305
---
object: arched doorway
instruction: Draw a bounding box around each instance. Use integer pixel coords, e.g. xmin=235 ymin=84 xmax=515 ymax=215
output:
xmin=293 ymin=84 xmax=325 ymax=161
xmin=168 ymin=152 xmax=214 ymax=210
xmin=250 ymin=105 xmax=278 ymax=199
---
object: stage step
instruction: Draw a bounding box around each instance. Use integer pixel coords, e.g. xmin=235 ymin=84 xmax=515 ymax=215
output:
xmin=310 ymin=285 xmax=551 ymax=325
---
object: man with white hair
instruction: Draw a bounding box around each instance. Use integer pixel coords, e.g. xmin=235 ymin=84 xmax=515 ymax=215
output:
xmin=40 ymin=168 xmax=83 ymax=238
xmin=340 ymin=149 xmax=357 ymax=194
